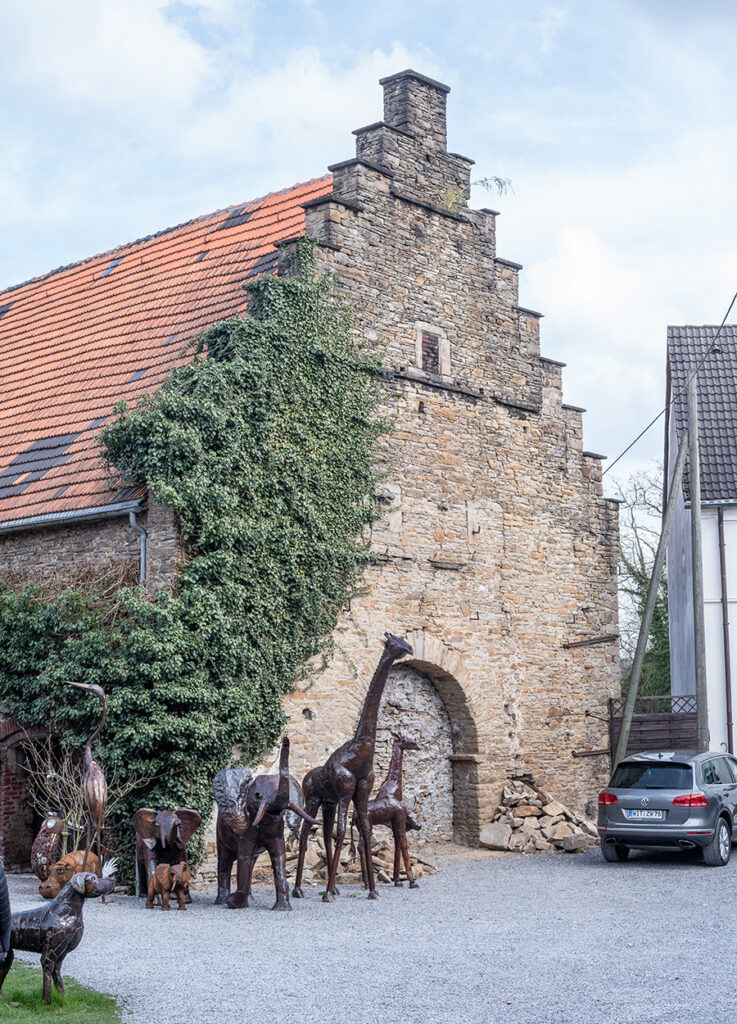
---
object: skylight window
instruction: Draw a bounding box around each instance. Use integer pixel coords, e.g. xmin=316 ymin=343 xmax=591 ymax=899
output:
xmin=99 ymin=257 xmax=122 ymax=279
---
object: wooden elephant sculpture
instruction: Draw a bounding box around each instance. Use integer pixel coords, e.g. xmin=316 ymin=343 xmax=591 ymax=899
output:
xmin=31 ymin=815 xmax=65 ymax=882
xmin=132 ymin=807 xmax=201 ymax=899
xmin=213 ymin=738 xmax=318 ymax=911
xmin=39 ymin=850 xmax=101 ymax=900
xmin=146 ymin=862 xmax=191 ymax=911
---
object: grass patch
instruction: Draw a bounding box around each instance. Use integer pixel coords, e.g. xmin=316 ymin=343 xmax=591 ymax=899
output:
xmin=0 ymin=960 xmax=122 ymax=1021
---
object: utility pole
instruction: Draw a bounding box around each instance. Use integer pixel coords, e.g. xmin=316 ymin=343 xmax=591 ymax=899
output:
xmin=613 ymin=430 xmax=689 ymax=767
xmin=689 ymin=376 xmax=710 ymax=751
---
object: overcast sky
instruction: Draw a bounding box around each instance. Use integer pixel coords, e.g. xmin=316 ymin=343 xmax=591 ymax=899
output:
xmin=2 ymin=0 xmax=735 ymax=487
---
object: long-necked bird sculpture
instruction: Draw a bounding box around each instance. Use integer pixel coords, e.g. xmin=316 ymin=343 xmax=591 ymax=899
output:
xmin=65 ymin=682 xmax=108 ymax=871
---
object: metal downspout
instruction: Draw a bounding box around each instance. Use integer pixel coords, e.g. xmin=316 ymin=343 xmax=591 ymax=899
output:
xmin=718 ymin=507 xmax=733 ymax=752
xmin=128 ymin=511 xmax=148 ymax=583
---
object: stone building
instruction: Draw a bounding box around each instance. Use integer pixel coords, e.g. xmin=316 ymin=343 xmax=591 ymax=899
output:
xmin=0 ymin=70 xmax=619 ymax=869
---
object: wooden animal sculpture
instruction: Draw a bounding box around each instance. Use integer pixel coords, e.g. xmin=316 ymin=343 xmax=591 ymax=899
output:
xmin=293 ymin=632 xmax=413 ymax=903
xmin=65 ymin=681 xmax=108 ymax=870
xmin=213 ymin=737 xmax=318 ymax=911
xmin=0 ymin=864 xmax=116 ymax=1005
xmin=132 ymin=807 xmax=202 ymax=899
xmin=31 ymin=814 xmax=65 ymax=882
xmin=352 ymin=733 xmax=422 ymax=889
xmin=146 ymin=862 xmax=191 ymax=911
xmin=39 ymin=850 xmax=102 ymax=900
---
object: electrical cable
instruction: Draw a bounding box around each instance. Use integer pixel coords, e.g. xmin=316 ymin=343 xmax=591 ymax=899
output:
xmin=602 ymin=288 xmax=737 ymax=476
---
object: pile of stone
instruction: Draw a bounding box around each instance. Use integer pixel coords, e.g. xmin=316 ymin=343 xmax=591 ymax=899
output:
xmin=250 ymin=831 xmax=437 ymax=886
xmin=480 ymin=778 xmax=598 ymax=854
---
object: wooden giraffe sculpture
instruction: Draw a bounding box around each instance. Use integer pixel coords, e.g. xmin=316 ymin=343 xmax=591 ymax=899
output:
xmin=352 ymin=732 xmax=422 ymax=889
xmin=293 ymin=632 xmax=413 ymax=902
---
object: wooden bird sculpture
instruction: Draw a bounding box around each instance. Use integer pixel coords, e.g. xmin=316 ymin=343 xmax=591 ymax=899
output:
xmin=65 ymin=682 xmax=108 ymax=872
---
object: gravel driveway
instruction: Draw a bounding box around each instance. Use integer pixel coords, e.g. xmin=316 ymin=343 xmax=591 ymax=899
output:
xmin=7 ymin=847 xmax=732 ymax=1024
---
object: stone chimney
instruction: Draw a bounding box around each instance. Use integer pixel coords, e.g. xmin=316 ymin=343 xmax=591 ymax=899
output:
xmin=351 ymin=69 xmax=473 ymax=209
xmin=380 ymin=69 xmax=449 ymax=147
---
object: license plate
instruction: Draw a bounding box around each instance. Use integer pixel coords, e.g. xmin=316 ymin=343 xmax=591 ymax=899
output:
xmin=626 ymin=809 xmax=665 ymax=820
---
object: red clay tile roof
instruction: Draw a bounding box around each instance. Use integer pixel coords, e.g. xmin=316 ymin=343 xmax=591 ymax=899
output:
xmin=0 ymin=176 xmax=333 ymax=527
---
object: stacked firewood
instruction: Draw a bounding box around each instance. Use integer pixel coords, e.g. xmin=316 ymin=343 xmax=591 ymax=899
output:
xmin=480 ymin=778 xmax=598 ymax=854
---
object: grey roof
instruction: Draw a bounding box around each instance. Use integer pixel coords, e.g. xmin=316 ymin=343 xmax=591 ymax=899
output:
xmin=667 ymin=325 xmax=737 ymax=503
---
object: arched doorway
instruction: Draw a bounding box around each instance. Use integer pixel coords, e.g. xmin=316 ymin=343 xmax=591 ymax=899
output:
xmin=376 ymin=664 xmax=454 ymax=842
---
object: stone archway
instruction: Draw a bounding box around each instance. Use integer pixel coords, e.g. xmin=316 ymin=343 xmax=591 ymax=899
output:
xmin=376 ymin=664 xmax=454 ymax=842
xmin=376 ymin=630 xmax=486 ymax=846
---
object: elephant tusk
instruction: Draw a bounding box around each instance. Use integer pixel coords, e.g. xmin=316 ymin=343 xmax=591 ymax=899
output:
xmin=252 ymin=799 xmax=268 ymax=828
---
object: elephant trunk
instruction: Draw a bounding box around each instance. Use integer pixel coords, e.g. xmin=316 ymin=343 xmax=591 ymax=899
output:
xmin=273 ymin=737 xmax=290 ymax=813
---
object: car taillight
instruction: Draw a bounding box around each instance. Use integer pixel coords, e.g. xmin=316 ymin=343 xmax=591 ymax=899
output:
xmin=672 ymin=793 xmax=709 ymax=807
xmin=598 ymin=791 xmax=618 ymax=805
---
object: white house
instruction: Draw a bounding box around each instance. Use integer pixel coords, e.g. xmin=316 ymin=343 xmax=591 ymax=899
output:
xmin=666 ymin=325 xmax=737 ymax=752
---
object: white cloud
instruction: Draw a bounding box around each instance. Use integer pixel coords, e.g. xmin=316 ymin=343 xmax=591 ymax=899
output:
xmin=0 ymin=0 xmax=215 ymax=123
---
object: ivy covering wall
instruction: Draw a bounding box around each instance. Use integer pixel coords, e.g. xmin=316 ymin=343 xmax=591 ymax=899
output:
xmin=0 ymin=245 xmax=385 ymax=867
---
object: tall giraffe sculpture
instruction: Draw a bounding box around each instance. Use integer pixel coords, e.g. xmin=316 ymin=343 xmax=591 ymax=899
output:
xmin=293 ymin=632 xmax=413 ymax=902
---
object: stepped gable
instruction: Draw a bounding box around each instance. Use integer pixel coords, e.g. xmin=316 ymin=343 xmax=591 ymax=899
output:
xmin=0 ymin=176 xmax=332 ymax=526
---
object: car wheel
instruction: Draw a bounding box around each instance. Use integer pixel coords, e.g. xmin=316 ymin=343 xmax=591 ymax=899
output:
xmin=702 ymin=818 xmax=731 ymax=867
xmin=601 ymin=841 xmax=630 ymax=862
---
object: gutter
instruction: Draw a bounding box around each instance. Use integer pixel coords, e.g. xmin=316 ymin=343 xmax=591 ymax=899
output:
xmin=0 ymin=499 xmax=144 ymax=536
xmin=0 ymin=497 xmax=148 ymax=585
xmin=718 ymin=507 xmax=733 ymax=753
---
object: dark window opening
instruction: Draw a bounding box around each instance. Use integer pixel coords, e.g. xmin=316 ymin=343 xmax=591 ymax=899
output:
xmin=421 ymin=331 xmax=439 ymax=374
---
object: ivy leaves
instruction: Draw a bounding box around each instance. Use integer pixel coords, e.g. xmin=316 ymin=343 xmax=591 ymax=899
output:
xmin=0 ymin=245 xmax=385 ymax=871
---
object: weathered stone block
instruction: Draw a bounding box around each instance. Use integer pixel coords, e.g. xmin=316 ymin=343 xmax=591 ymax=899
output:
xmin=480 ymin=823 xmax=512 ymax=850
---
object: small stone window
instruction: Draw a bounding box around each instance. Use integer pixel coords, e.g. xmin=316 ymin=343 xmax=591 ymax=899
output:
xmin=415 ymin=322 xmax=450 ymax=377
xmin=421 ymin=332 xmax=440 ymax=374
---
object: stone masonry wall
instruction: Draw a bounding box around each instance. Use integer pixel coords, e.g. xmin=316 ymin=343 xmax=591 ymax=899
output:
xmin=278 ymin=70 xmax=620 ymax=844
xmin=0 ymin=501 xmax=179 ymax=596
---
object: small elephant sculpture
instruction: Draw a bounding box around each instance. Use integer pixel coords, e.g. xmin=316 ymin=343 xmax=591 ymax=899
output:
xmin=31 ymin=814 xmax=65 ymax=882
xmin=39 ymin=850 xmax=101 ymax=900
xmin=147 ymin=862 xmax=191 ymax=911
xmin=0 ymin=867 xmax=116 ymax=1004
xmin=213 ymin=737 xmax=318 ymax=911
xmin=132 ymin=806 xmax=201 ymax=899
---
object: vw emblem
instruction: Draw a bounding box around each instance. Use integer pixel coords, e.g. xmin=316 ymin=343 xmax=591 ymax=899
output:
xmin=640 ymin=797 xmax=649 ymax=806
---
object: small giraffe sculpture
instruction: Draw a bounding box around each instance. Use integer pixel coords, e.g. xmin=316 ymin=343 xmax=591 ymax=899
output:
xmin=352 ymin=732 xmax=422 ymax=889
xmin=293 ymin=632 xmax=413 ymax=902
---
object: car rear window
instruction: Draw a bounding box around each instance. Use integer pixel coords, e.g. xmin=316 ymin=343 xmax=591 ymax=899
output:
xmin=610 ymin=762 xmax=693 ymax=790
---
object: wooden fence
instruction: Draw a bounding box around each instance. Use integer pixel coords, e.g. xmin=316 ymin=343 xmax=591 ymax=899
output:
xmin=608 ymin=695 xmax=698 ymax=765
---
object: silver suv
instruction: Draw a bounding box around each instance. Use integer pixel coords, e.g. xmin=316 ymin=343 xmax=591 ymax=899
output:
xmin=598 ymin=750 xmax=737 ymax=866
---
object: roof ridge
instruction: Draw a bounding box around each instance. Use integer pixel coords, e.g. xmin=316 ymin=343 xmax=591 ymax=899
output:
xmin=0 ymin=175 xmax=332 ymax=298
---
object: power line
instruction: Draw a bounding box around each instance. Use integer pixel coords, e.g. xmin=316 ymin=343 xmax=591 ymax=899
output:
xmin=603 ymin=288 xmax=737 ymax=477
